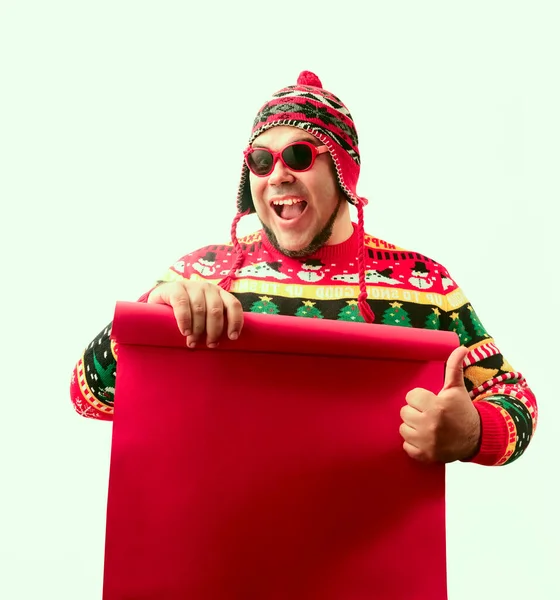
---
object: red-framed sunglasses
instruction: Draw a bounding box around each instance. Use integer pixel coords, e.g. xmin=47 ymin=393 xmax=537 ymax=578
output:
xmin=244 ymin=141 xmax=329 ymax=177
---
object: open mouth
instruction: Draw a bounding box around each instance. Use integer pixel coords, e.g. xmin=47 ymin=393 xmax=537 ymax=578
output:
xmin=271 ymin=198 xmax=308 ymax=221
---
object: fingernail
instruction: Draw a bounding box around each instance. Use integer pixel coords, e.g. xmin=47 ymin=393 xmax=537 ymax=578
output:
xmin=208 ymin=342 xmax=219 ymax=349
xmin=183 ymin=329 xmax=192 ymax=337
xmin=229 ymin=332 xmax=238 ymax=340
xmin=188 ymin=341 xmax=196 ymax=348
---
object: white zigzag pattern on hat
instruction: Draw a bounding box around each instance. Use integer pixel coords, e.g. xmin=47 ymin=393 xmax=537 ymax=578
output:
xmin=275 ymin=88 xmax=351 ymax=116
xmin=263 ymin=118 xmax=360 ymax=164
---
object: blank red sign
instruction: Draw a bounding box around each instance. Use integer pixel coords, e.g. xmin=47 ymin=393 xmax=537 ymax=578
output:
xmin=103 ymin=301 xmax=458 ymax=600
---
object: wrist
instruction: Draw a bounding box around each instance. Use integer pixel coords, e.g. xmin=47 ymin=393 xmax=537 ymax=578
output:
xmin=461 ymin=407 xmax=482 ymax=460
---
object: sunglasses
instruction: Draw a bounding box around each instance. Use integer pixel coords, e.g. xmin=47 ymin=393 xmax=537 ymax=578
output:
xmin=244 ymin=141 xmax=329 ymax=177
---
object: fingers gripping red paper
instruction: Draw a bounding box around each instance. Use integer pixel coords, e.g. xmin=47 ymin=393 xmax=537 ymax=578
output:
xmin=103 ymin=301 xmax=458 ymax=600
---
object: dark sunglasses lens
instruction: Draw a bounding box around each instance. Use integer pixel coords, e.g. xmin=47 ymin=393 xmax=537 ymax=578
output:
xmin=282 ymin=143 xmax=313 ymax=171
xmin=247 ymin=149 xmax=274 ymax=175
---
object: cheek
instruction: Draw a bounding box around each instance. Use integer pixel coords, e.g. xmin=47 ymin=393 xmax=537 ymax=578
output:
xmin=249 ymin=176 xmax=267 ymax=208
xmin=305 ymin=169 xmax=339 ymax=208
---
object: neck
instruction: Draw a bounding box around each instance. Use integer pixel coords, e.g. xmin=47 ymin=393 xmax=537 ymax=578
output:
xmin=261 ymin=221 xmax=359 ymax=261
xmin=327 ymin=202 xmax=353 ymax=245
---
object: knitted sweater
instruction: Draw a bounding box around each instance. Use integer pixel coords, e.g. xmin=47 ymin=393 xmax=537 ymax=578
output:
xmin=70 ymin=224 xmax=537 ymax=467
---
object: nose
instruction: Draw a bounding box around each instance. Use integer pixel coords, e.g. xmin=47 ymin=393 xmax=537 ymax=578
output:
xmin=267 ymin=157 xmax=295 ymax=186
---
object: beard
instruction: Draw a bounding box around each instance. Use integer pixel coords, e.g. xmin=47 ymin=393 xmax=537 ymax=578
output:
xmin=260 ymin=198 xmax=343 ymax=258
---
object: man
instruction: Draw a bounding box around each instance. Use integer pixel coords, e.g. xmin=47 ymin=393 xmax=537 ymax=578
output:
xmin=70 ymin=70 xmax=537 ymax=466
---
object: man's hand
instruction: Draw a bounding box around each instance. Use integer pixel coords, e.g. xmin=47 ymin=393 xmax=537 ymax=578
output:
xmin=148 ymin=281 xmax=244 ymax=348
xmin=399 ymin=346 xmax=481 ymax=463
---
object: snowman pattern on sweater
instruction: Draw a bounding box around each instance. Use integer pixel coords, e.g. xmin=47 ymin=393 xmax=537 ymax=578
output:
xmin=408 ymin=261 xmax=434 ymax=290
xmin=332 ymin=267 xmax=402 ymax=285
xmin=297 ymin=259 xmax=325 ymax=283
xmin=193 ymin=252 xmax=218 ymax=277
xmin=220 ymin=261 xmax=290 ymax=280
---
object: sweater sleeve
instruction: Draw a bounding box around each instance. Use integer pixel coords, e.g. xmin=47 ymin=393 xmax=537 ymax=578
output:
xmin=68 ymin=271 xmax=184 ymax=420
xmin=440 ymin=281 xmax=538 ymax=466
xmin=69 ymin=320 xmax=119 ymax=421
xmin=68 ymin=246 xmax=225 ymax=420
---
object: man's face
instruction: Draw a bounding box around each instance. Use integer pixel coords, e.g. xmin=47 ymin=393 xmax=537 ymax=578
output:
xmin=249 ymin=126 xmax=344 ymax=257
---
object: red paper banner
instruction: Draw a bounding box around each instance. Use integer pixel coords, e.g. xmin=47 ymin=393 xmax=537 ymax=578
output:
xmin=104 ymin=301 xmax=458 ymax=600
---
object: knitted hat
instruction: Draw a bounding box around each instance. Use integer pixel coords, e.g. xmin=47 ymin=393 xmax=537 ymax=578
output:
xmin=219 ymin=71 xmax=374 ymax=323
xmin=237 ymin=70 xmax=367 ymax=213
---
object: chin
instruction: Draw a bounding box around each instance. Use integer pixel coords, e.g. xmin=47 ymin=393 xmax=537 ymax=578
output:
xmin=275 ymin=233 xmax=311 ymax=252
xmin=277 ymin=232 xmax=305 ymax=247
xmin=261 ymin=218 xmax=329 ymax=258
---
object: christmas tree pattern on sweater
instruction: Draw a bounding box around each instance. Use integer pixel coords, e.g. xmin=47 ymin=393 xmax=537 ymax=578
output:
xmin=296 ymin=301 xmax=324 ymax=318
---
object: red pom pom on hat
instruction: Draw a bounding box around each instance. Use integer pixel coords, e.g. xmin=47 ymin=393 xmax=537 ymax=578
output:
xmin=297 ymin=70 xmax=323 ymax=88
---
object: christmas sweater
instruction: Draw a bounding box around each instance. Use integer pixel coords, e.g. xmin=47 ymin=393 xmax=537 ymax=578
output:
xmin=70 ymin=224 xmax=537 ymax=467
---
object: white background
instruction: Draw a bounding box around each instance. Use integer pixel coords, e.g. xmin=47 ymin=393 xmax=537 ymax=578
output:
xmin=1 ymin=1 xmax=558 ymax=598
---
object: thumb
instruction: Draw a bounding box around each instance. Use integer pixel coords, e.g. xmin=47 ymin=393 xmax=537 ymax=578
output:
xmin=441 ymin=345 xmax=469 ymax=392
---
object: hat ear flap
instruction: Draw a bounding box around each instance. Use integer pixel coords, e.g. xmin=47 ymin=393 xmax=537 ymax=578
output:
xmin=237 ymin=165 xmax=256 ymax=214
xmin=241 ymin=180 xmax=255 ymax=213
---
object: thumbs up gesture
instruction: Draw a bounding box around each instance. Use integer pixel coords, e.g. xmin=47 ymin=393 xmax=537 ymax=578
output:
xmin=399 ymin=346 xmax=482 ymax=463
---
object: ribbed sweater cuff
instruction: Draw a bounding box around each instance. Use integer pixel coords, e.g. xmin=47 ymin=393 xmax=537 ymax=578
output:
xmin=463 ymin=400 xmax=509 ymax=466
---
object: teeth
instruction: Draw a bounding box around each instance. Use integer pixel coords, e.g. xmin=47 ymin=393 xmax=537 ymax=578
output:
xmin=272 ymin=198 xmax=303 ymax=206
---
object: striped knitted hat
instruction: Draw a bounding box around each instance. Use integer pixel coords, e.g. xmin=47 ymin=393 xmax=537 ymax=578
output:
xmin=220 ymin=71 xmax=374 ymax=323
